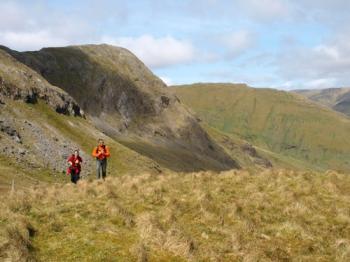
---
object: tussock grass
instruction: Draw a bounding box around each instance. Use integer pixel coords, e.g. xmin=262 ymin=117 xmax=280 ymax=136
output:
xmin=0 ymin=169 xmax=350 ymax=261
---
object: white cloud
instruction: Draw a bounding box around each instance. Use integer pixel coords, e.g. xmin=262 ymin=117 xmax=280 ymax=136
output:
xmin=278 ymin=78 xmax=338 ymax=90
xmin=221 ymin=30 xmax=255 ymax=58
xmin=305 ymin=78 xmax=337 ymax=89
xmin=237 ymin=0 xmax=290 ymax=21
xmin=0 ymin=31 xmax=70 ymax=51
xmin=276 ymin=31 xmax=350 ymax=89
xmin=0 ymin=1 xmax=31 ymax=31
xmin=0 ymin=0 xmax=120 ymax=51
xmin=278 ymin=35 xmax=350 ymax=80
xmin=102 ymin=35 xmax=196 ymax=68
xmin=159 ymin=76 xmax=173 ymax=86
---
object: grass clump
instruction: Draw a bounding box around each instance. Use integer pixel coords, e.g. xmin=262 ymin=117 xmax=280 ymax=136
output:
xmin=0 ymin=169 xmax=349 ymax=261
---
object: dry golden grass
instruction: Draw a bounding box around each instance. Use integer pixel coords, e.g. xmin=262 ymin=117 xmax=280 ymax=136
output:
xmin=0 ymin=169 xmax=350 ymax=261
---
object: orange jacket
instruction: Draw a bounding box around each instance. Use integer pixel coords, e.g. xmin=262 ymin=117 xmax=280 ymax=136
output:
xmin=92 ymin=145 xmax=110 ymax=160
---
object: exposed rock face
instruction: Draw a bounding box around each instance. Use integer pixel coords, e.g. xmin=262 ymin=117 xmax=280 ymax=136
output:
xmin=0 ymin=110 xmax=93 ymax=174
xmin=0 ymin=48 xmax=82 ymax=117
xmin=0 ymin=119 xmax=22 ymax=143
xmin=241 ymin=143 xmax=272 ymax=168
xmin=3 ymin=44 xmax=237 ymax=171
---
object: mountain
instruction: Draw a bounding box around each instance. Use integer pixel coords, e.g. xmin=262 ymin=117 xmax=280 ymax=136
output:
xmin=173 ymin=83 xmax=350 ymax=172
xmin=0 ymin=48 xmax=172 ymax=191
xmin=293 ymin=87 xmax=350 ymax=116
xmin=0 ymin=45 xmax=238 ymax=174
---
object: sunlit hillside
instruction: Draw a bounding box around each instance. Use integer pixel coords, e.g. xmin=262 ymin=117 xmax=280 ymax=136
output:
xmin=173 ymin=83 xmax=350 ymax=172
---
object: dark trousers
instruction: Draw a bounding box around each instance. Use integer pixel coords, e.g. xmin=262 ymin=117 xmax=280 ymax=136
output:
xmin=96 ymin=158 xmax=107 ymax=179
xmin=70 ymin=169 xmax=80 ymax=184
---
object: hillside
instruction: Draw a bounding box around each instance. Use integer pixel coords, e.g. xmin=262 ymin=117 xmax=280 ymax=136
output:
xmin=293 ymin=87 xmax=350 ymax=116
xmin=0 ymin=45 xmax=238 ymax=172
xmin=173 ymin=83 xmax=350 ymax=172
xmin=0 ymin=49 xmax=81 ymax=116
xmin=0 ymin=46 xmax=175 ymax=191
xmin=0 ymin=97 xmax=165 ymax=191
xmin=1 ymin=169 xmax=349 ymax=261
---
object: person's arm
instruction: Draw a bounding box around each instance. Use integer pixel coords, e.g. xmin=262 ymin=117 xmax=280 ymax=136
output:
xmin=92 ymin=147 xmax=99 ymax=157
xmin=67 ymin=155 xmax=74 ymax=166
xmin=104 ymin=146 xmax=111 ymax=158
xmin=77 ymin=156 xmax=83 ymax=164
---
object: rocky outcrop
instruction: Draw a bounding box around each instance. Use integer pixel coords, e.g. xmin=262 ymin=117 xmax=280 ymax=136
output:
xmin=241 ymin=143 xmax=272 ymax=168
xmin=0 ymin=119 xmax=21 ymax=143
xmin=0 ymin=48 xmax=82 ymax=117
xmin=0 ymin=107 xmax=94 ymax=175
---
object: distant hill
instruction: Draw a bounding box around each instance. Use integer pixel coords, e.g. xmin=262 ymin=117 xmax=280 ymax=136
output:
xmin=173 ymin=83 xmax=350 ymax=172
xmin=293 ymin=87 xmax=350 ymax=116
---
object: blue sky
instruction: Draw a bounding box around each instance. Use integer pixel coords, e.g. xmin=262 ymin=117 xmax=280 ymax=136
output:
xmin=1 ymin=0 xmax=350 ymax=89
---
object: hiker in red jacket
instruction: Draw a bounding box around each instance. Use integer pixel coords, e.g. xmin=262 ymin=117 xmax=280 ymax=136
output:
xmin=67 ymin=149 xmax=83 ymax=184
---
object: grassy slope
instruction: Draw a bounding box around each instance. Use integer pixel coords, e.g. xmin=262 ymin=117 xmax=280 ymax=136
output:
xmin=203 ymin=124 xmax=321 ymax=172
xmin=28 ymin=101 xmax=165 ymax=175
xmin=0 ymin=100 xmax=165 ymax=193
xmin=29 ymin=102 xmax=161 ymax=175
xmin=1 ymin=169 xmax=349 ymax=261
xmin=0 ymin=155 xmax=59 ymax=194
xmin=173 ymin=83 xmax=350 ymax=172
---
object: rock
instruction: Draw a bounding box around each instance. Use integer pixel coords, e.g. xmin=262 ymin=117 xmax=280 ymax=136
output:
xmin=253 ymin=158 xmax=273 ymax=168
xmin=160 ymin=96 xmax=170 ymax=107
xmin=14 ymin=135 xmax=22 ymax=143
xmin=0 ymin=121 xmax=22 ymax=143
xmin=24 ymin=120 xmax=32 ymax=126
xmin=241 ymin=142 xmax=272 ymax=168
xmin=24 ymin=91 xmax=38 ymax=104
xmin=79 ymin=109 xmax=86 ymax=118
xmin=18 ymin=148 xmax=26 ymax=155
xmin=241 ymin=143 xmax=258 ymax=157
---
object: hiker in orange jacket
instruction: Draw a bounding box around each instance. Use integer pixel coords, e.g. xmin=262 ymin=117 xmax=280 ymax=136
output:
xmin=92 ymin=139 xmax=110 ymax=180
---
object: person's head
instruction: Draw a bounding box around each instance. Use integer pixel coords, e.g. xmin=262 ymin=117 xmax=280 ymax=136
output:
xmin=74 ymin=149 xmax=79 ymax=157
xmin=98 ymin=139 xmax=104 ymax=146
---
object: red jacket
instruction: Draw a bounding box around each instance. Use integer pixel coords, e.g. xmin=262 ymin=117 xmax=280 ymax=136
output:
xmin=67 ymin=155 xmax=83 ymax=173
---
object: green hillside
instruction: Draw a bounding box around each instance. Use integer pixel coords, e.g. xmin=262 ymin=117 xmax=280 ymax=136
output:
xmin=173 ymin=83 xmax=350 ymax=172
xmin=204 ymin=124 xmax=324 ymax=172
